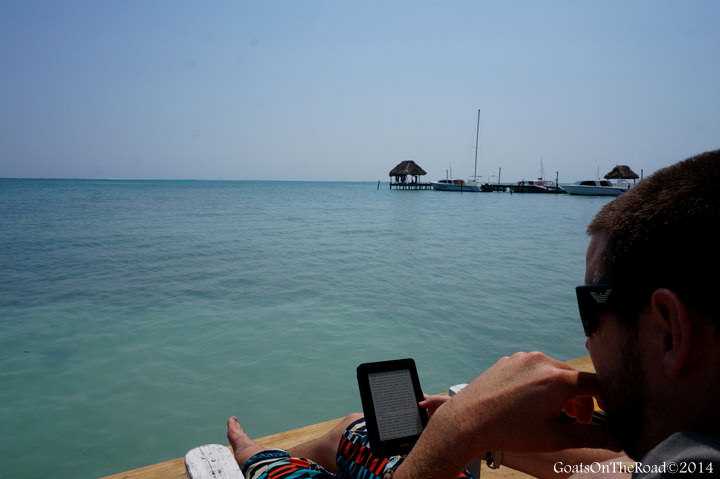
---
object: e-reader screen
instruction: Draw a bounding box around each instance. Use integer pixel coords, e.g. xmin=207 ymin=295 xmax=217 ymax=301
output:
xmin=357 ymin=359 xmax=428 ymax=456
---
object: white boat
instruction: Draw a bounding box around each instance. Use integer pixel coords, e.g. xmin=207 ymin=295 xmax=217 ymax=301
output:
xmin=431 ymin=178 xmax=487 ymax=192
xmin=432 ymin=109 xmax=488 ymax=193
xmin=561 ymin=179 xmax=631 ymax=196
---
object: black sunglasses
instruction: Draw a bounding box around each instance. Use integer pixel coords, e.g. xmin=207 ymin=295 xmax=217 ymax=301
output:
xmin=575 ymin=284 xmax=634 ymax=336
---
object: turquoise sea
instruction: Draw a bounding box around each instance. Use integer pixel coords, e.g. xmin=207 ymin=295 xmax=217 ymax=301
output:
xmin=0 ymin=179 xmax=612 ymax=479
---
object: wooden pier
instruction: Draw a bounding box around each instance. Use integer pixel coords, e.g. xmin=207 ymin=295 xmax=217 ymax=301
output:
xmin=482 ymin=183 xmax=566 ymax=194
xmin=386 ymin=182 xmax=565 ymax=193
xmin=389 ymin=182 xmax=433 ymax=190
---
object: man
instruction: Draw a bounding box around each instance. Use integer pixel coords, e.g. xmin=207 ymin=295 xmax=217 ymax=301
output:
xmin=228 ymin=150 xmax=720 ymax=478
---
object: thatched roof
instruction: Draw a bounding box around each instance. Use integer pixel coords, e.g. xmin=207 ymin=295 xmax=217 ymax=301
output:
xmin=389 ymin=160 xmax=427 ymax=177
xmin=604 ymin=165 xmax=639 ymax=179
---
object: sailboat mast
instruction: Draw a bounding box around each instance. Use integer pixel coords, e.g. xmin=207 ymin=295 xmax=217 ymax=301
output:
xmin=473 ymin=109 xmax=480 ymax=180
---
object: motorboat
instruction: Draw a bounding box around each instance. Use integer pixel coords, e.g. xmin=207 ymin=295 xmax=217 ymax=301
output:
xmin=431 ymin=178 xmax=490 ymax=192
xmin=561 ymin=180 xmax=631 ymax=196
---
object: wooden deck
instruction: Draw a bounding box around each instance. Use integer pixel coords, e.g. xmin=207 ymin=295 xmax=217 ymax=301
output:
xmin=482 ymin=184 xmax=566 ymax=194
xmin=99 ymin=356 xmax=594 ymax=479
xmin=389 ymin=182 xmax=433 ymax=190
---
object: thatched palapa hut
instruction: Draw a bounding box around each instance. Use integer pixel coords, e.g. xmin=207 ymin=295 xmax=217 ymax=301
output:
xmin=388 ymin=161 xmax=431 ymax=190
xmin=604 ymin=165 xmax=640 ymax=180
xmin=389 ymin=160 xmax=427 ymax=184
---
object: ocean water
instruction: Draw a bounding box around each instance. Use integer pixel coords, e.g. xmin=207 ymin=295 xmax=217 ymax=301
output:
xmin=0 ymin=179 xmax=612 ymax=479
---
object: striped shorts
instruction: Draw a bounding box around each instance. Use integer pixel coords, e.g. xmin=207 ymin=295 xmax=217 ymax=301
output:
xmin=242 ymin=417 xmax=475 ymax=479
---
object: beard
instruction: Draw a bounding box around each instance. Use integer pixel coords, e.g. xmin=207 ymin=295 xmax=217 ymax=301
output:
xmin=597 ymin=330 xmax=649 ymax=460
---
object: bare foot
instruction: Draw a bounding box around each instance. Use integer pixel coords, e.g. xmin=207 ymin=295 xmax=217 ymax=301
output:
xmin=227 ymin=416 xmax=265 ymax=467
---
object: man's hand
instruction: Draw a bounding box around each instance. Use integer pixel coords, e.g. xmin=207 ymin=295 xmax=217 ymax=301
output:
xmin=396 ymin=352 xmax=612 ymax=479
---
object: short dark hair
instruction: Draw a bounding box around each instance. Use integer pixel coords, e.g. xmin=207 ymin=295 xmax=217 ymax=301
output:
xmin=588 ymin=150 xmax=720 ymax=317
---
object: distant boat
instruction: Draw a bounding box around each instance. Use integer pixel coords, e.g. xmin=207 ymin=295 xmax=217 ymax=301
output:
xmin=432 ymin=109 xmax=489 ymax=193
xmin=510 ymin=160 xmax=565 ymax=193
xmin=562 ymin=165 xmax=640 ymax=196
xmin=431 ymin=178 xmax=491 ymax=192
xmin=561 ymin=179 xmax=631 ymax=196
xmin=510 ymin=178 xmax=566 ymax=194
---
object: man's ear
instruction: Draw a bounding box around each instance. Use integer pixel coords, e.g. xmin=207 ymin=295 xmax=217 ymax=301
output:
xmin=649 ymin=288 xmax=692 ymax=379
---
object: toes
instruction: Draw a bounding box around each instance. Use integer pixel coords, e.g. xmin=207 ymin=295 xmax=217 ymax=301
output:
xmin=227 ymin=417 xmax=244 ymax=443
xmin=227 ymin=416 xmax=239 ymax=430
xmin=225 ymin=417 xmax=265 ymax=466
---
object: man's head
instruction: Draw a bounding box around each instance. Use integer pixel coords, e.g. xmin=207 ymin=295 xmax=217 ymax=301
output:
xmin=583 ymin=150 xmax=720 ymax=459
xmin=587 ymin=150 xmax=720 ymax=317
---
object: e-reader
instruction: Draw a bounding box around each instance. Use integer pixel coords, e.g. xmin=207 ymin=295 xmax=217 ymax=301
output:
xmin=356 ymin=358 xmax=428 ymax=456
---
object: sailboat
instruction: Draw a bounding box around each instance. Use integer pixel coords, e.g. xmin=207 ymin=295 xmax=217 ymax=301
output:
xmin=431 ymin=109 xmax=490 ymax=192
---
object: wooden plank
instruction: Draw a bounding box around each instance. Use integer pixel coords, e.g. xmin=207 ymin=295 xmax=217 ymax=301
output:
xmin=100 ymin=457 xmax=187 ymax=479
xmin=99 ymin=356 xmax=595 ymax=479
xmin=254 ymin=418 xmax=345 ymax=451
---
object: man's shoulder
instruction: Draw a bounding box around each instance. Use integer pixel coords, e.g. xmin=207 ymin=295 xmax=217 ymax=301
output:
xmin=633 ymin=432 xmax=720 ymax=478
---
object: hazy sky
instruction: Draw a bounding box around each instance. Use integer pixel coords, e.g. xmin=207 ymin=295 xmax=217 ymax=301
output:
xmin=1 ymin=1 xmax=718 ymax=181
